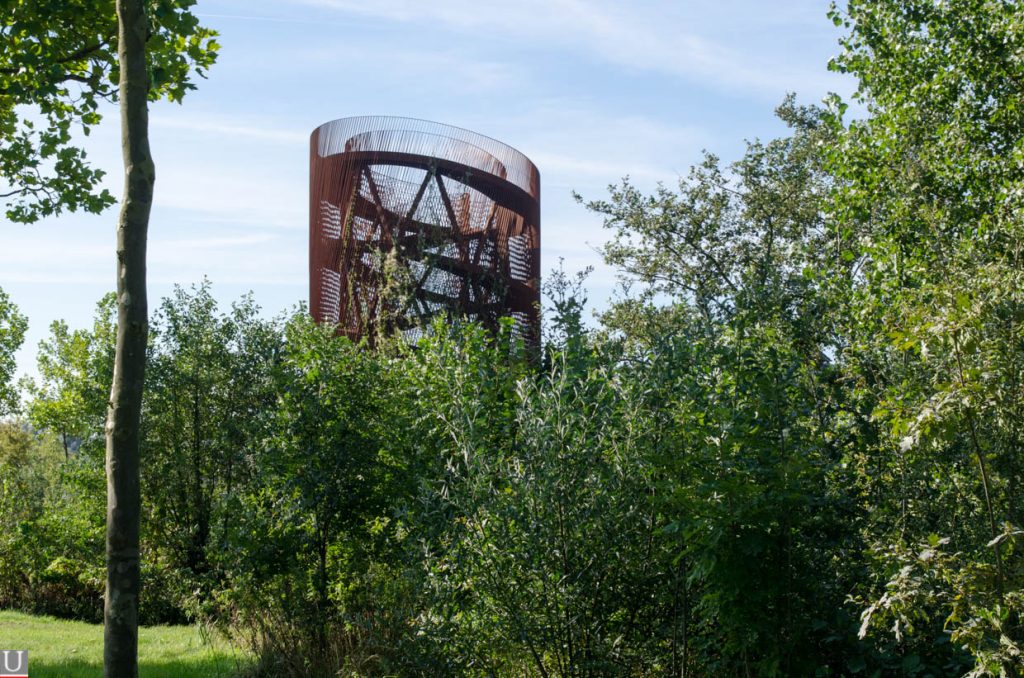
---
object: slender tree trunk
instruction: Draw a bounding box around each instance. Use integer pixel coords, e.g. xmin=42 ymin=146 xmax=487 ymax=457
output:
xmin=104 ymin=0 xmax=152 ymax=675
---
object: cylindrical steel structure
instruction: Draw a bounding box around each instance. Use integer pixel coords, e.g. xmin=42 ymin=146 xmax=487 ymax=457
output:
xmin=310 ymin=116 xmax=541 ymax=345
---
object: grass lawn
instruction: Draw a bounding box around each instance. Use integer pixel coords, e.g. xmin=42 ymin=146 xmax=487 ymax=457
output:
xmin=0 ymin=610 xmax=250 ymax=677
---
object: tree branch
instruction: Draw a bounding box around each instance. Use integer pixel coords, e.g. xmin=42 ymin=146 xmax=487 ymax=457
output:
xmin=0 ymin=33 xmax=115 ymax=75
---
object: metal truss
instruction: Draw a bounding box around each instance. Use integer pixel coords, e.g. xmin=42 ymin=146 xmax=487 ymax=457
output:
xmin=310 ymin=116 xmax=541 ymax=345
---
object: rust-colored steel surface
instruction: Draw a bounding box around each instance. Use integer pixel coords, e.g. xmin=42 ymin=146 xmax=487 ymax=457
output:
xmin=310 ymin=116 xmax=541 ymax=345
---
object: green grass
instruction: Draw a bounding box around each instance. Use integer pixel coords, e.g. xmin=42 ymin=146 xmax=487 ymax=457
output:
xmin=0 ymin=610 xmax=251 ymax=677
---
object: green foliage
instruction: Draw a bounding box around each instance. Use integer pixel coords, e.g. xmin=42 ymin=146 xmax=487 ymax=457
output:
xmin=416 ymin=333 xmax=671 ymax=675
xmin=826 ymin=1 xmax=1024 ymax=673
xmin=23 ymin=293 xmax=114 ymax=457
xmin=141 ymin=281 xmax=278 ymax=615
xmin=4 ymin=297 xmax=114 ymax=622
xmin=0 ymin=422 xmax=104 ymax=621
xmin=216 ymin=312 xmax=428 ymax=676
xmin=0 ymin=0 xmax=219 ymax=222
xmin=581 ymin=96 xmax=835 ymax=330
xmin=574 ymin=100 xmax=871 ymax=676
xmin=0 ymin=286 xmax=27 ymax=416
xmin=12 ymin=285 xmax=281 ymax=625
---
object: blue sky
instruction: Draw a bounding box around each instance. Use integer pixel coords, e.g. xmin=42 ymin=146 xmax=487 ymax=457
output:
xmin=2 ymin=0 xmax=854 ymax=381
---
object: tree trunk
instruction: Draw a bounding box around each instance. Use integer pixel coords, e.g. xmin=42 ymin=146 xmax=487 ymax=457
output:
xmin=104 ymin=0 xmax=152 ymax=675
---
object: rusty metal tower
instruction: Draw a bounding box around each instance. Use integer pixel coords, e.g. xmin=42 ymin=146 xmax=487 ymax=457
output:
xmin=309 ymin=116 xmax=541 ymax=345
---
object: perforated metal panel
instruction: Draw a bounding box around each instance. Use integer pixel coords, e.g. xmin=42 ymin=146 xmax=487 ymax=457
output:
xmin=310 ymin=117 xmax=541 ymax=345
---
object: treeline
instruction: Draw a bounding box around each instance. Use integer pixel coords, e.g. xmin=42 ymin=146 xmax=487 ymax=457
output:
xmin=1 ymin=1 xmax=1023 ymax=675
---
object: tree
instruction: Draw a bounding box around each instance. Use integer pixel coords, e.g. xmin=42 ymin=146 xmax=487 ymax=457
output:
xmin=2 ymin=3 xmax=217 ymax=675
xmin=219 ymin=313 xmax=415 ymax=674
xmin=0 ymin=0 xmax=217 ymax=222
xmin=577 ymin=101 xmax=872 ymax=674
xmin=0 ymin=287 xmax=27 ymax=417
xmin=418 ymin=330 xmax=670 ymax=675
xmin=828 ymin=1 xmax=1024 ymax=672
xmin=142 ymin=282 xmax=278 ymax=596
xmin=23 ymin=294 xmax=116 ymax=459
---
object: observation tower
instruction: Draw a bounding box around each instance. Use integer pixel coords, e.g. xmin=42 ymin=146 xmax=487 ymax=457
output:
xmin=309 ymin=116 xmax=541 ymax=344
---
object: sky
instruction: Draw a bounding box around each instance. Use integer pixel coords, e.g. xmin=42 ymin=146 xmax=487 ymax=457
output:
xmin=2 ymin=0 xmax=855 ymax=383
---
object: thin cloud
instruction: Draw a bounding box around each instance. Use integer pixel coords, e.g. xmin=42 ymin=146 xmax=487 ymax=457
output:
xmin=285 ymin=0 xmax=841 ymax=96
xmin=151 ymin=115 xmax=308 ymax=144
xmin=150 ymin=234 xmax=278 ymax=250
xmin=294 ymin=43 xmax=524 ymax=93
xmin=152 ymin=166 xmax=306 ymax=229
xmin=488 ymin=104 xmax=707 ymax=190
